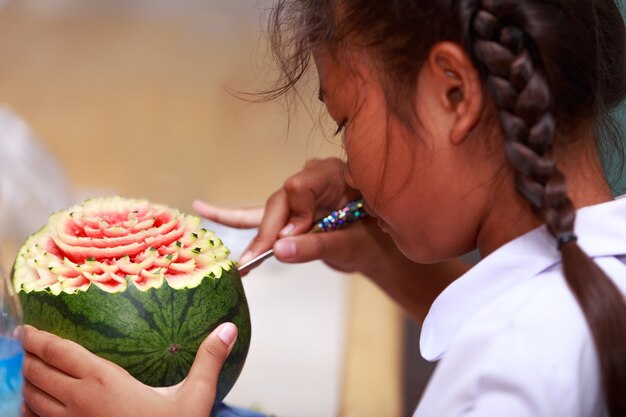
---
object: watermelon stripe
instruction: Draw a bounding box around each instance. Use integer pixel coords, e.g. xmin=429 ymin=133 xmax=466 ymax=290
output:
xmin=175 ymin=291 xmax=195 ymax=340
xmin=95 ymin=347 xmax=162 ymax=357
xmin=121 ymin=290 xmax=168 ymax=342
xmin=123 ymin=354 xmax=166 ymax=375
xmin=25 ymin=291 xmax=127 ymax=339
xmin=143 ymin=288 xmax=173 ymax=341
xmin=143 ymin=353 xmax=172 ymax=382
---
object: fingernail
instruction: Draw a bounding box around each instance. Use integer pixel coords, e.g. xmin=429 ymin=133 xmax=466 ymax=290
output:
xmin=191 ymin=200 xmax=215 ymax=216
xmin=239 ymin=251 xmax=253 ymax=265
xmin=191 ymin=199 xmax=205 ymax=209
xmin=275 ymin=239 xmax=297 ymax=258
xmin=217 ymin=323 xmax=238 ymax=346
xmin=280 ymin=223 xmax=295 ymax=236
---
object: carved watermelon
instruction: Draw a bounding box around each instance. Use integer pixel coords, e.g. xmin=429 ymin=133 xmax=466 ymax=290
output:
xmin=11 ymin=196 xmax=251 ymax=403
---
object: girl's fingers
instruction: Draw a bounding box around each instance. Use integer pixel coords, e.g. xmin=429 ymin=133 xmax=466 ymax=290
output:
xmin=23 ymin=353 xmax=77 ymax=401
xmin=179 ymin=323 xmax=238 ymax=411
xmin=22 ymin=380 xmax=66 ymax=417
xmin=192 ymin=201 xmax=264 ymax=229
xmin=22 ymin=405 xmax=40 ymax=417
xmin=21 ymin=326 xmax=98 ymax=379
xmin=239 ymin=190 xmax=290 ymax=266
xmin=237 ymin=158 xmax=357 ymax=270
xmin=273 ymin=223 xmax=371 ymax=270
xmin=281 ymin=175 xmax=319 ymax=237
xmin=281 ymin=159 xmax=356 ymax=236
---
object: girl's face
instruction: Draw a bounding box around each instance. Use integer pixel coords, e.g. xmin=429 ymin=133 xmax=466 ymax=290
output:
xmin=314 ymin=47 xmax=503 ymax=263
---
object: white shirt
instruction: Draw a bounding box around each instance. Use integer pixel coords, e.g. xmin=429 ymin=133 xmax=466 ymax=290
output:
xmin=414 ymin=198 xmax=626 ymax=417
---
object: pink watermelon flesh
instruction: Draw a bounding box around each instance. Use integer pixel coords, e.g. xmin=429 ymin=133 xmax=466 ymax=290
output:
xmin=13 ymin=197 xmax=233 ymax=294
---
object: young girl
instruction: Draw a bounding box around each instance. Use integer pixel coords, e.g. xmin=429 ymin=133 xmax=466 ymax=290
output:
xmin=21 ymin=0 xmax=626 ymax=416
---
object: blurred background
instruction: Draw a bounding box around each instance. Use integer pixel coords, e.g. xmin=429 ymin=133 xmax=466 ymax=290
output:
xmin=0 ymin=2 xmax=624 ymax=417
xmin=0 ymin=1 xmax=409 ymax=416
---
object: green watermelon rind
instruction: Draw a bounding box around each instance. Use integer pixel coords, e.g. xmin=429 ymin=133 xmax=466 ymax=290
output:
xmin=17 ymin=266 xmax=251 ymax=403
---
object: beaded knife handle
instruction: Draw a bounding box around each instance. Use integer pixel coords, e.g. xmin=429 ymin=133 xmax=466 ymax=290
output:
xmin=237 ymin=198 xmax=368 ymax=273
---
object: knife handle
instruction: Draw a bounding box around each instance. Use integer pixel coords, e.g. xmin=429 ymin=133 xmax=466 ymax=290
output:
xmin=309 ymin=198 xmax=367 ymax=233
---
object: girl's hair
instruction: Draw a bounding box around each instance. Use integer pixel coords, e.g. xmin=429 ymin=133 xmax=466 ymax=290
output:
xmin=265 ymin=0 xmax=626 ymax=414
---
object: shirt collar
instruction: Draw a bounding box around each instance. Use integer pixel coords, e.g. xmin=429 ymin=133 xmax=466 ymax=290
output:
xmin=420 ymin=197 xmax=626 ymax=361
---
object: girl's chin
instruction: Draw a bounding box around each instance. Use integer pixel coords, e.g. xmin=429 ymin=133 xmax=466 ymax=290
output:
xmin=386 ymin=228 xmax=441 ymax=265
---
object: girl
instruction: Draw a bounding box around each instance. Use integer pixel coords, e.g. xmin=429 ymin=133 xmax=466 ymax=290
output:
xmin=22 ymin=0 xmax=626 ymax=416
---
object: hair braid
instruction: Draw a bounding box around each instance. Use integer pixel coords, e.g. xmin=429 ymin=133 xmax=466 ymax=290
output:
xmin=472 ymin=4 xmax=575 ymax=238
xmin=471 ymin=2 xmax=626 ymax=415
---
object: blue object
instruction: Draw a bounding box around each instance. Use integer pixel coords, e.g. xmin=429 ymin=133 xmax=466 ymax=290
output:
xmin=0 ymin=336 xmax=24 ymax=417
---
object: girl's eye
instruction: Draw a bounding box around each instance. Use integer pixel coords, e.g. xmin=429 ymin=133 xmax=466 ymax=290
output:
xmin=334 ymin=119 xmax=348 ymax=136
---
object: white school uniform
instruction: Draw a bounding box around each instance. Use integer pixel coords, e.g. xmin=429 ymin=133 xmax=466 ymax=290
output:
xmin=414 ymin=198 xmax=626 ymax=417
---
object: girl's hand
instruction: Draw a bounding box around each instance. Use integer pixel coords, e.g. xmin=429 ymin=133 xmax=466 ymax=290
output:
xmin=21 ymin=323 xmax=238 ymax=417
xmin=193 ymin=157 xmax=392 ymax=275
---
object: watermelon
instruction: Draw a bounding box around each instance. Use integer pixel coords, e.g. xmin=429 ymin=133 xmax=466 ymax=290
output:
xmin=11 ymin=196 xmax=251 ymax=403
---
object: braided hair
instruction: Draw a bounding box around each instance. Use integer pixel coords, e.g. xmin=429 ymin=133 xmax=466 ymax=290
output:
xmin=265 ymin=0 xmax=626 ymax=414
xmin=471 ymin=2 xmax=626 ymax=414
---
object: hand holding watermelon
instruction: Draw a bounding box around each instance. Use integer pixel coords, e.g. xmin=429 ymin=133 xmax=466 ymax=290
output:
xmin=11 ymin=196 xmax=252 ymax=415
xmin=20 ymin=322 xmax=238 ymax=417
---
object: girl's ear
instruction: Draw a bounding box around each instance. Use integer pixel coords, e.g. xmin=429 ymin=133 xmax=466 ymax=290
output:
xmin=426 ymin=42 xmax=483 ymax=145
